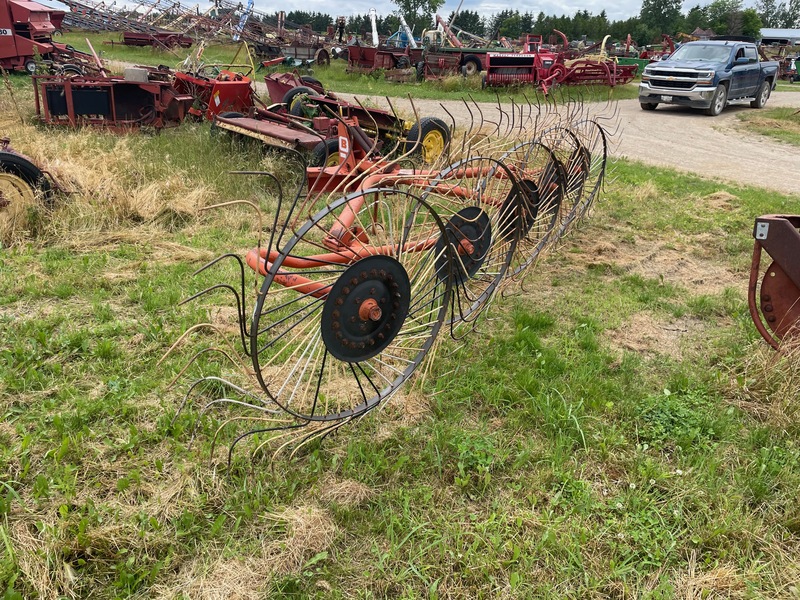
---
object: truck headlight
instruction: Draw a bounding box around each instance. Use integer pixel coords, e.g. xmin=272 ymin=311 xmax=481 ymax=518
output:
xmin=641 ymin=70 xmax=651 ymax=82
xmin=696 ymin=71 xmax=714 ymax=85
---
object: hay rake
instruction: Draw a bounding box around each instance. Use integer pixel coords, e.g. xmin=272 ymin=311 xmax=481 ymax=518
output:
xmin=162 ymin=92 xmax=620 ymax=466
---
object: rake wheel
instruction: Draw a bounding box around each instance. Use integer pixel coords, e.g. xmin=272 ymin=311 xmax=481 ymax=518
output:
xmin=422 ymin=156 xmax=521 ymax=325
xmin=249 ymin=188 xmax=453 ymax=422
xmin=497 ymin=141 xmax=566 ymax=279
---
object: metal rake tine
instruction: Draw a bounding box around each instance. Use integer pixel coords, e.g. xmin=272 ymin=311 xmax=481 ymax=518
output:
xmin=181 ymin=283 xmax=248 ymax=354
xmin=287 ymin=418 xmax=350 ymax=460
xmin=200 ymin=199 xmax=265 ymax=246
xmin=226 ymin=421 xmax=306 ymax=469
xmin=165 ymin=345 xmax=250 ymax=390
xmin=460 ymin=97 xmax=477 ymax=139
xmin=173 ymin=375 xmax=271 ymax=426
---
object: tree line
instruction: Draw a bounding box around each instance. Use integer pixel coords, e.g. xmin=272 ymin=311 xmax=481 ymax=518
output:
xmin=281 ymin=0 xmax=800 ymax=47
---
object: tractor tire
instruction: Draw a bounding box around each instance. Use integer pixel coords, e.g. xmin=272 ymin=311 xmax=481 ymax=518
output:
xmin=24 ymin=59 xmax=37 ymax=75
xmin=0 ymin=151 xmax=52 ymax=244
xmin=299 ymin=76 xmax=323 ymax=91
xmin=210 ymin=112 xmax=244 ymax=137
xmin=462 ymin=55 xmax=481 ymax=77
xmin=705 ymin=84 xmax=727 ymax=116
xmin=405 ymin=117 xmax=450 ymax=164
xmin=281 ymin=85 xmax=315 ymax=107
xmin=396 ymin=55 xmax=411 ymax=69
xmin=416 ymin=61 xmax=426 ymax=81
xmin=750 ymin=81 xmax=770 ymax=108
xmin=309 ymin=138 xmax=340 ymax=167
xmin=57 ymin=64 xmax=83 ymax=76
xmin=640 ymin=102 xmax=658 ymax=111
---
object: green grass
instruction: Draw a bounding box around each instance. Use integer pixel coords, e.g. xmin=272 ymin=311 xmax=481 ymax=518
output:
xmin=2 ymin=98 xmax=800 ymax=597
xmin=737 ymin=106 xmax=800 ymax=145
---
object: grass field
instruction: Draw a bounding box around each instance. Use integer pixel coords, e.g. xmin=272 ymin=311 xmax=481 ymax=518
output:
xmin=737 ymin=106 xmax=800 ymax=146
xmin=2 ymin=62 xmax=800 ymax=599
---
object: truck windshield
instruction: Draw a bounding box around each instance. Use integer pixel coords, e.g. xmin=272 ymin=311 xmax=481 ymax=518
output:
xmin=669 ymin=44 xmax=732 ymax=63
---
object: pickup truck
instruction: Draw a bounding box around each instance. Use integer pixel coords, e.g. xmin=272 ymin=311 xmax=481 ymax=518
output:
xmin=638 ymin=40 xmax=779 ymax=116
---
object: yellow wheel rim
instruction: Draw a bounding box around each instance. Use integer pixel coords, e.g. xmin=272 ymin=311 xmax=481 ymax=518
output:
xmin=421 ymin=129 xmax=445 ymax=164
xmin=0 ymin=171 xmax=36 ymax=243
xmin=324 ymin=152 xmax=340 ymax=167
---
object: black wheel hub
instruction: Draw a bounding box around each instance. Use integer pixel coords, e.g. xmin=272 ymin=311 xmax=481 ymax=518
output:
xmin=436 ymin=207 xmax=491 ymax=285
xmin=499 ymin=179 xmax=540 ymax=239
xmin=321 ymin=255 xmax=411 ymax=362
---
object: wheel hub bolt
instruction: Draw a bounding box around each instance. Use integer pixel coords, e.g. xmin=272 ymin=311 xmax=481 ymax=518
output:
xmin=359 ymin=298 xmax=382 ymax=322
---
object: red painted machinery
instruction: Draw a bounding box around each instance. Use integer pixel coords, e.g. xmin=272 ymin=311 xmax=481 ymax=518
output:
xmin=0 ymin=0 xmax=93 ymax=73
xmin=173 ymin=66 xmax=254 ymax=121
xmin=483 ymin=35 xmax=559 ymax=90
xmin=0 ymin=137 xmax=54 ymax=244
xmin=33 ymin=66 xmax=194 ymax=130
xmin=749 ymin=215 xmax=800 ymax=349
xmin=121 ymin=31 xmax=194 ymax=49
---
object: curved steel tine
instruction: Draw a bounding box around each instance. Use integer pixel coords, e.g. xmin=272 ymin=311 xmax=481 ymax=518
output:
xmin=460 ymin=97 xmax=476 ymax=139
xmin=181 ymin=283 xmax=247 ymax=353
xmin=225 ymin=421 xmax=306 ymax=469
xmin=439 ymin=103 xmax=457 ymax=163
xmin=469 ymin=94 xmax=489 ymax=133
xmin=192 ymin=398 xmax=284 ymax=443
xmin=165 ymin=345 xmax=249 ymax=390
xmin=173 ymin=375 xmax=272 ymax=426
xmin=286 ymin=418 xmax=350 ymax=460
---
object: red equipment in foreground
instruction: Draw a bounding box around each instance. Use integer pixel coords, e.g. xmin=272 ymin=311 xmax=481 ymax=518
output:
xmin=749 ymin=215 xmax=800 ymax=350
xmin=0 ymin=0 xmax=91 ymax=73
xmin=33 ymin=67 xmax=194 ymax=130
xmin=0 ymin=137 xmax=54 ymax=244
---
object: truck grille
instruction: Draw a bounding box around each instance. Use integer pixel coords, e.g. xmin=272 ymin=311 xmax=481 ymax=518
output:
xmin=650 ymin=79 xmax=696 ymax=89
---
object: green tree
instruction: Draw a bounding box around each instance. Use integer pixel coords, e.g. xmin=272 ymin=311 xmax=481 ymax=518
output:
xmin=706 ymin=0 xmax=742 ymax=34
xmin=640 ymin=0 xmax=682 ymax=33
xmin=448 ymin=9 xmax=485 ymax=37
xmin=756 ymin=0 xmax=782 ymax=26
xmin=683 ymin=4 xmax=708 ymax=32
xmin=740 ymin=8 xmax=763 ymax=37
xmin=392 ymin=0 xmax=445 ymax=35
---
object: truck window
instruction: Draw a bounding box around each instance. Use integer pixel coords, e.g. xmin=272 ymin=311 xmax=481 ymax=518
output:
xmin=745 ymin=46 xmax=757 ymax=61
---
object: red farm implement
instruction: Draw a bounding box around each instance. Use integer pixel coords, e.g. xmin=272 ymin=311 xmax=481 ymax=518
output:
xmin=163 ymin=97 xmax=617 ymax=463
xmin=33 ymin=67 xmax=193 ymax=130
xmin=749 ymin=215 xmax=800 ymax=350
xmin=121 ymin=31 xmax=194 ymax=49
xmin=172 ymin=66 xmax=254 ymax=121
xmin=0 ymin=0 xmax=96 ymax=74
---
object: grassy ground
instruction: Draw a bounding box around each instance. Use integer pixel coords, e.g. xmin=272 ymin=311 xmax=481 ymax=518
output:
xmin=737 ymin=106 xmax=800 ymax=145
xmin=2 ymin=76 xmax=800 ymax=598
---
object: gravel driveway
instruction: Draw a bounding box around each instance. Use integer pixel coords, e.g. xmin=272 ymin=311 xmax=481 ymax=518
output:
xmin=335 ymin=89 xmax=800 ymax=197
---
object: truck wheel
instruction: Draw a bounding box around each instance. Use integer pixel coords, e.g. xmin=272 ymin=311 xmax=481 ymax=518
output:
xmin=405 ymin=117 xmax=450 ymax=164
xmin=24 ymin=59 xmax=37 ymax=75
xmin=462 ymin=55 xmax=481 ymax=77
xmin=750 ymin=81 xmax=770 ymax=109
xmin=640 ymin=102 xmax=658 ymax=111
xmin=705 ymin=84 xmax=727 ymax=116
xmin=310 ymin=138 xmax=340 ymax=167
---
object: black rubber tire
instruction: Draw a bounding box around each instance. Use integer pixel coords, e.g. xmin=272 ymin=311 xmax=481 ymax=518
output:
xmin=309 ymin=138 xmax=340 ymax=167
xmin=396 ymin=55 xmax=411 ymax=69
xmin=416 ymin=61 xmax=426 ymax=81
xmin=57 ymin=64 xmax=83 ymax=76
xmin=640 ymin=102 xmax=658 ymax=111
xmin=218 ymin=111 xmax=245 ymax=119
xmin=289 ymin=96 xmax=312 ymax=117
xmin=0 ymin=152 xmax=51 ymax=197
xmin=705 ymin=84 xmax=727 ymax=116
xmin=24 ymin=59 xmax=37 ymax=75
xmin=750 ymin=81 xmax=770 ymax=108
xmin=210 ymin=112 xmax=244 ymax=137
xmin=281 ymin=85 xmax=315 ymax=107
xmin=462 ymin=55 xmax=481 ymax=77
xmin=405 ymin=117 xmax=450 ymax=163
xmin=299 ymin=76 xmax=323 ymax=91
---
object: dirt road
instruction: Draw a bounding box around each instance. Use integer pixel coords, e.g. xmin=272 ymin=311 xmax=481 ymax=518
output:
xmin=336 ymin=90 xmax=800 ymax=196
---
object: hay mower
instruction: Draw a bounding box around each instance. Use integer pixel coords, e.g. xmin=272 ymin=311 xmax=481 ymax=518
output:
xmin=162 ymin=96 xmax=618 ymax=464
xmin=212 ymin=81 xmax=451 ymax=167
xmin=749 ymin=215 xmax=800 ymax=350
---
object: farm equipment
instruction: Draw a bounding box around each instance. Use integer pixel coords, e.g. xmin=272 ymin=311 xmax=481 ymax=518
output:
xmin=121 ymin=31 xmax=194 ymax=49
xmin=749 ymin=215 xmax=800 ymax=349
xmin=0 ymin=138 xmax=54 ymax=245
xmin=163 ymin=96 xmax=617 ymax=464
xmin=213 ymin=78 xmax=450 ymax=167
xmin=33 ymin=66 xmax=194 ymax=130
xmin=0 ymin=0 xmax=95 ymax=73
xmin=172 ymin=66 xmax=254 ymax=121
xmin=484 ymin=33 xmax=638 ymax=91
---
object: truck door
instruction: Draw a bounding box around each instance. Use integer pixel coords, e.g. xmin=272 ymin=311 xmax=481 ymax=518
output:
xmin=730 ymin=47 xmax=749 ymax=98
xmin=744 ymin=45 xmax=760 ymax=94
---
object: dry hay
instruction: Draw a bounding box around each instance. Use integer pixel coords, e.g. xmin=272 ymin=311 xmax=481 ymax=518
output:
xmin=262 ymin=505 xmax=337 ymax=575
xmin=606 ymin=311 xmax=707 ymax=361
xmin=674 ymin=551 xmax=747 ymax=599
xmin=727 ymin=339 xmax=800 ymax=429
xmin=702 ymin=190 xmax=738 ymax=212
xmin=317 ymin=476 xmax=373 ymax=507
